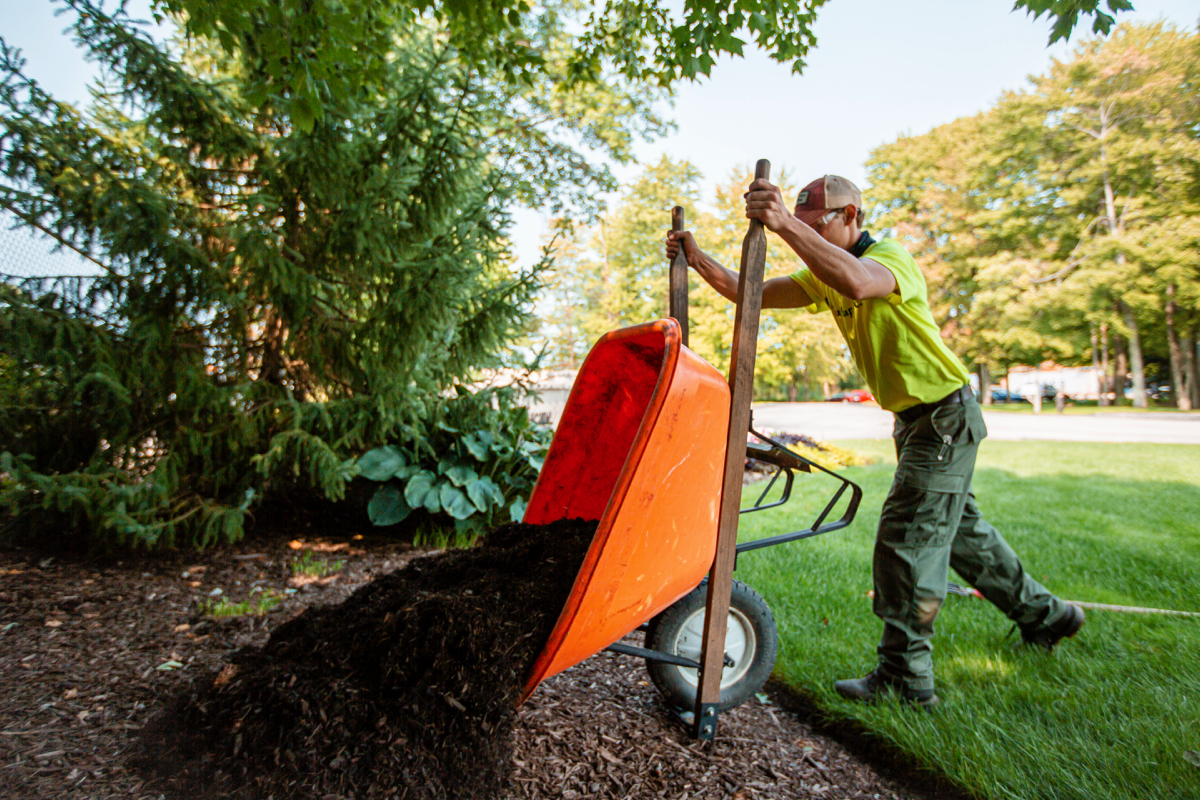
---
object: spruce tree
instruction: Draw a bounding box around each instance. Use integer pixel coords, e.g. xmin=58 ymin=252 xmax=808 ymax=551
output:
xmin=0 ymin=1 xmax=658 ymax=548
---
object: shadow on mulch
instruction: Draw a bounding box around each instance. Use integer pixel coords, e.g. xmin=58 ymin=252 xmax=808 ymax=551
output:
xmin=765 ymin=679 xmax=979 ymax=800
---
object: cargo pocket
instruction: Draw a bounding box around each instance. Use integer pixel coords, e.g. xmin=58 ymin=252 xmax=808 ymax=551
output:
xmin=930 ymin=404 xmax=968 ymax=445
xmin=878 ymin=469 xmax=966 ymax=549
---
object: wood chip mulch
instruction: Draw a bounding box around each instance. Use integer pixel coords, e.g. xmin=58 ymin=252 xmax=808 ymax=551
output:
xmin=0 ymin=534 xmax=957 ymax=800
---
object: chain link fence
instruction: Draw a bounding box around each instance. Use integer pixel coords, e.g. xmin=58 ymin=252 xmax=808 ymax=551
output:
xmin=0 ymin=210 xmax=105 ymax=281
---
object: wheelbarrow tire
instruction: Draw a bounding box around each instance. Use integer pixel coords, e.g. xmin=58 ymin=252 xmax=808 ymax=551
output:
xmin=644 ymin=580 xmax=777 ymax=712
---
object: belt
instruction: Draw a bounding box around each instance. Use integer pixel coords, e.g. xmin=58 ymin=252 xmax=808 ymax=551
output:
xmin=895 ymin=385 xmax=973 ymax=424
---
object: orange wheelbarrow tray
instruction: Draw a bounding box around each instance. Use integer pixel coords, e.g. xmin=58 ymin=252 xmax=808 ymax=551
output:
xmin=519 ymin=319 xmax=862 ymax=711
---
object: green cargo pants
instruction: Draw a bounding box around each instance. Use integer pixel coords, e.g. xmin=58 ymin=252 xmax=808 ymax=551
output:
xmin=873 ymin=394 xmax=1068 ymax=691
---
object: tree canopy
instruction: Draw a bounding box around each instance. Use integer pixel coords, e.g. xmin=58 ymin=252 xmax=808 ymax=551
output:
xmin=0 ymin=0 xmax=667 ymax=548
xmin=535 ymin=157 xmax=853 ymax=401
xmin=866 ymin=21 xmax=1200 ymax=408
xmin=156 ymin=0 xmax=1135 ymax=130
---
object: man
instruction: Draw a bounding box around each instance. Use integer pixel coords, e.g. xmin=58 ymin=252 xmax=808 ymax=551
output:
xmin=666 ymin=174 xmax=1084 ymax=708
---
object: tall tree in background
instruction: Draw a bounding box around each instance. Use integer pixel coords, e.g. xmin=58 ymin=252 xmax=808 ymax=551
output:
xmin=538 ymin=156 xmax=703 ymax=355
xmin=689 ymin=169 xmax=851 ymax=400
xmin=868 ymin=21 xmax=1200 ymax=408
xmin=0 ymin=0 xmax=668 ymax=548
xmin=1009 ymin=22 xmax=1200 ymax=407
xmin=537 ymin=162 xmax=851 ymax=400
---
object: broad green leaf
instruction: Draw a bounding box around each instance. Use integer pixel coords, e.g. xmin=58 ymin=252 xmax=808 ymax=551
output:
xmin=357 ymin=446 xmax=407 ymax=481
xmin=444 ymin=464 xmax=478 ymax=487
xmin=404 ymin=470 xmax=438 ymax=510
xmin=482 ymin=476 xmax=506 ymax=505
xmin=367 ymin=483 xmax=412 ymax=526
xmin=462 ymin=433 xmax=489 ymax=461
xmin=421 ymin=480 xmax=446 ymax=514
xmin=509 ymin=497 xmax=527 ymax=522
xmin=439 ymin=484 xmax=476 ymax=520
xmin=466 ymin=475 xmax=504 ymax=511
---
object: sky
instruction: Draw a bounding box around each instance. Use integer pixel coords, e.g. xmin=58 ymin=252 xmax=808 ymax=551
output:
xmin=2 ymin=0 xmax=1198 ymax=274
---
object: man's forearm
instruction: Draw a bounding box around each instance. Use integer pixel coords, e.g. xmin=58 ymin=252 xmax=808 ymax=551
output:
xmin=775 ymin=218 xmax=889 ymax=300
xmin=691 ymin=253 xmax=741 ymax=302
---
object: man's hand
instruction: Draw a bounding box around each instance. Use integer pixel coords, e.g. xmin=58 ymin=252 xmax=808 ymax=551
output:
xmin=666 ymin=230 xmax=704 ymax=266
xmin=744 ymin=179 xmax=795 ymax=233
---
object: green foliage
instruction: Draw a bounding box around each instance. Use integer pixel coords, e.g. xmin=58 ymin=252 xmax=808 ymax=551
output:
xmin=1014 ymin=0 xmax=1134 ymax=45
xmin=865 ymin=22 xmax=1200 ymax=406
xmin=534 ymin=158 xmax=852 ymax=399
xmin=160 ymin=0 xmax=1130 ymax=131
xmin=2 ymin=1 xmax=666 ymax=549
xmin=357 ymin=387 xmax=549 ymax=542
xmin=202 ymin=589 xmax=282 ymax=617
xmin=290 ymin=550 xmax=345 ymax=577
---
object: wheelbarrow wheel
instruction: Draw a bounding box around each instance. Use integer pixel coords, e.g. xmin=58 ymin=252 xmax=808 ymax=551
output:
xmin=644 ymin=580 xmax=777 ymax=711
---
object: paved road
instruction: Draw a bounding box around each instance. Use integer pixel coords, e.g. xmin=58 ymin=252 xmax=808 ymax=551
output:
xmin=750 ymin=402 xmax=1200 ymax=444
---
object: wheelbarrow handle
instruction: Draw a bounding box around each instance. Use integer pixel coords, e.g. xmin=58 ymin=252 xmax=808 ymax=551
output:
xmin=669 ymin=206 xmax=689 ymax=347
xmin=735 ymin=424 xmax=863 ymax=552
xmin=695 ymin=158 xmax=771 ymax=740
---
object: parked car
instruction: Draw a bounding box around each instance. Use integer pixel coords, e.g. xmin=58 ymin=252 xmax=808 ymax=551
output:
xmin=826 ymin=389 xmax=875 ymax=403
xmin=1129 ymin=383 xmax=1172 ymax=401
xmin=989 ymin=388 xmax=1028 ymax=403
xmin=1014 ymin=383 xmax=1059 ymax=401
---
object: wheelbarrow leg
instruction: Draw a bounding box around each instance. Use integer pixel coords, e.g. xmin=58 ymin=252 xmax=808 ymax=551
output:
xmin=693 ymin=159 xmax=770 ymax=740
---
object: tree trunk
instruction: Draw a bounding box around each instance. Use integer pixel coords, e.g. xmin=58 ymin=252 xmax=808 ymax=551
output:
xmin=1165 ymin=285 xmax=1189 ymax=410
xmin=1090 ymin=326 xmax=1103 ymax=405
xmin=1121 ymin=302 xmax=1147 ymax=408
xmin=822 ymin=380 xmax=832 ymax=400
xmin=788 ymin=378 xmax=797 ymax=403
xmin=1113 ymin=330 xmax=1128 ymax=407
xmin=1099 ymin=323 xmax=1110 ymax=406
xmin=1186 ymin=321 xmax=1199 ymax=410
xmin=979 ymin=362 xmax=992 ymax=405
xmin=1182 ymin=329 xmax=1196 ymax=411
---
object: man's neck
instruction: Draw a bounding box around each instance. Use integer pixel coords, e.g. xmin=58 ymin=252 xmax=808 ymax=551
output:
xmin=839 ymin=225 xmax=860 ymax=251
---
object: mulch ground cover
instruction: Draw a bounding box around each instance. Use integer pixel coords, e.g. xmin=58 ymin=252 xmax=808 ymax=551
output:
xmin=1 ymin=520 xmax=961 ymax=800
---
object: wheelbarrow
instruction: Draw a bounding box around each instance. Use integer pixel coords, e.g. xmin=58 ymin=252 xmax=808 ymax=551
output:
xmin=518 ymin=161 xmax=862 ymax=740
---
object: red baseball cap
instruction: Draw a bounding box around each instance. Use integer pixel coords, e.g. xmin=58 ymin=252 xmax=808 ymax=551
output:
xmin=794 ymin=175 xmax=862 ymax=226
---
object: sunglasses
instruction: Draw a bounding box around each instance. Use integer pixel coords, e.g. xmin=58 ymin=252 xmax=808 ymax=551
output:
xmin=811 ymin=207 xmax=846 ymax=229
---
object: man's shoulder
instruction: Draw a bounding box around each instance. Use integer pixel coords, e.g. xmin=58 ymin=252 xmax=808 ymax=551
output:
xmin=865 ymin=238 xmax=923 ymax=279
xmin=863 ymin=237 xmax=925 ymax=304
xmin=864 ymin=238 xmax=914 ymax=263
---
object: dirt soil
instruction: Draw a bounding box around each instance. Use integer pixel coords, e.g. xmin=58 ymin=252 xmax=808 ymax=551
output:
xmin=1 ymin=524 xmax=959 ymax=800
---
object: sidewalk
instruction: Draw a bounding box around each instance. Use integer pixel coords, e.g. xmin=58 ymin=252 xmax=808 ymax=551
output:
xmin=750 ymin=402 xmax=1200 ymax=444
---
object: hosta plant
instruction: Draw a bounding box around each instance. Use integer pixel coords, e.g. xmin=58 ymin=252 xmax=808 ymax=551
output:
xmin=356 ymin=409 xmax=549 ymax=544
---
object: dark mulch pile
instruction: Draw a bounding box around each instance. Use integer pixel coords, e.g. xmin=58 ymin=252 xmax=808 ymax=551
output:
xmin=137 ymin=519 xmax=598 ymax=800
xmin=0 ymin=524 xmax=962 ymax=800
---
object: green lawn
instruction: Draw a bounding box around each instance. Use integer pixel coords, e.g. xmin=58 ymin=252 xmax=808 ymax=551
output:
xmin=735 ymin=440 xmax=1200 ymax=800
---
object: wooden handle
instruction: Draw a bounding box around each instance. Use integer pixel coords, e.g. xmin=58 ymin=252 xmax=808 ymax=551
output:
xmin=669 ymin=206 xmax=689 ymax=347
xmin=694 ymin=159 xmax=770 ymax=740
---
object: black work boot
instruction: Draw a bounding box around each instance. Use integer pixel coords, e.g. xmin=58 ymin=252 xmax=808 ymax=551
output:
xmin=1020 ymin=603 xmax=1085 ymax=650
xmin=834 ymin=669 xmax=939 ymax=710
